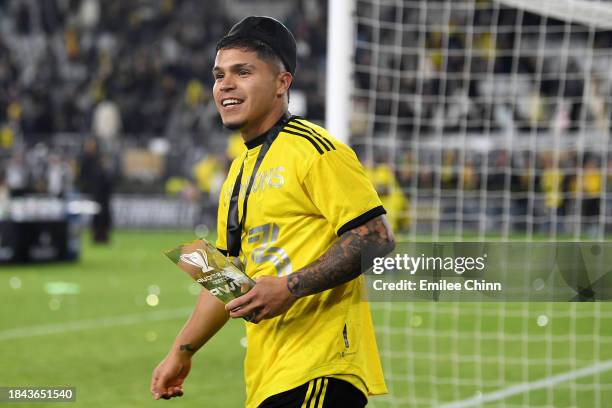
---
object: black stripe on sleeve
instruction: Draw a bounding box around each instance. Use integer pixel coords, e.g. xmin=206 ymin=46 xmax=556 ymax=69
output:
xmin=304 ymin=127 xmax=335 ymax=151
xmin=287 ymin=123 xmax=333 ymax=152
xmin=293 ymin=120 xmax=336 ymax=150
xmin=289 ymin=122 xmax=335 ymax=152
xmin=337 ymin=205 xmax=386 ymax=236
xmin=285 ymin=125 xmax=331 ymax=151
xmin=217 ymin=248 xmax=228 ymax=256
xmin=282 ymin=129 xmax=325 ymax=154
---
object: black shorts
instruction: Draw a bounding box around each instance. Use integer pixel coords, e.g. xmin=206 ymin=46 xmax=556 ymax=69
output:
xmin=258 ymin=377 xmax=367 ymax=408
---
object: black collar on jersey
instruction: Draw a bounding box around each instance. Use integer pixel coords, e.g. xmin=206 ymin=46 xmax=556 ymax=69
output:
xmin=226 ymin=112 xmax=293 ymax=257
xmin=245 ymin=131 xmax=271 ymax=149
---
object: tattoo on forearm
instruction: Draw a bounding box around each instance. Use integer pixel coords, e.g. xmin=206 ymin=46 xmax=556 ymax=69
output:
xmin=179 ymin=343 xmax=197 ymax=354
xmin=287 ymin=216 xmax=395 ymax=298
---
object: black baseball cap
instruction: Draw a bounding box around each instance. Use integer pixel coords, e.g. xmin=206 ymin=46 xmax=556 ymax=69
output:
xmin=216 ymin=16 xmax=297 ymax=75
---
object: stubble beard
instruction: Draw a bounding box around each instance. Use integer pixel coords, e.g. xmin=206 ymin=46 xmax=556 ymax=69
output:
xmin=223 ymin=120 xmax=245 ymax=131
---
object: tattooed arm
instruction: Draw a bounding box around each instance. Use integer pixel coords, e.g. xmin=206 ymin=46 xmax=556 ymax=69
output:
xmin=226 ymin=215 xmax=395 ymax=323
xmin=287 ymin=215 xmax=395 ymax=297
xmin=170 ymin=289 xmax=229 ymax=355
xmin=151 ymin=289 xmax=229 ymax=400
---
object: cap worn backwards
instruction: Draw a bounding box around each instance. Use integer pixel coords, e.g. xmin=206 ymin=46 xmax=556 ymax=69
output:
xmin=216 ymin=16 xmax=297 ymax=75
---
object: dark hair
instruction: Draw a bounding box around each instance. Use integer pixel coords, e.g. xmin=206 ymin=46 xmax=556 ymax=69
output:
xmin=216 ymin=16 xmax=297 ymax=75
xmin=217 ymin=37 xmax=287 ymax=73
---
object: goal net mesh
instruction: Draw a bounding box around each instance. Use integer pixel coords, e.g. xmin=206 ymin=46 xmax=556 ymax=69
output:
xmin=349 ymin=0 xmax=612 ymax=406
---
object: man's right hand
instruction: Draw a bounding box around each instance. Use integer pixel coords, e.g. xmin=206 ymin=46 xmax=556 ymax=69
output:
xmin=150 ymin=354 xmax=192 ymax=400
xmin=149 ymin=289 xmax=229 ymax=400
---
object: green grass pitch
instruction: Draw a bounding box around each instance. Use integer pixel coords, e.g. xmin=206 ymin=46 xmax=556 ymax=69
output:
xmin=1 ymin=231 xmax=610 ymax=407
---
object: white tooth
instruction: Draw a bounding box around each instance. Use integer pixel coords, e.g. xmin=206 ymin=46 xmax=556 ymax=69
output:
xmin=223 ymin=99 xmax=241 ymax=107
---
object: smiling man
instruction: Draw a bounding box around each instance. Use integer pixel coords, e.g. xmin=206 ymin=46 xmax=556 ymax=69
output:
xmin=151 ymin=16 xmax=394 ymax=408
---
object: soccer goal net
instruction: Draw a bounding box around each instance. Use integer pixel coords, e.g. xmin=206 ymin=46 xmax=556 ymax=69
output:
xmin=341 ymin=0 xmax=612 ymax=406
xmin=349 ymin=0 xmax=612 ymax=241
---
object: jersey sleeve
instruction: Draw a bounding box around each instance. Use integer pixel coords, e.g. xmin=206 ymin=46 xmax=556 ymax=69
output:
xmin=303 ymin=144 xmax=386 ymax=236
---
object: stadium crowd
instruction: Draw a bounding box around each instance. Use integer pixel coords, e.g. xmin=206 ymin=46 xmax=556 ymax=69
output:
xmin=0 ymin=0 xmax=326 ymax=143
xmin=363 ymin=147 xmax=609 ymax=234
xmin=0 ymin=0 xmax=610 ymax=234
xmin=0 ymin=0 xmax=326 ymax=204
xmin=353 ymin=0 xmax=612 ymax=137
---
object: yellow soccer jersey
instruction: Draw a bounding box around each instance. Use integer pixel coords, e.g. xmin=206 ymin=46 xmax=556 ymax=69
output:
xmin=216 ymin=116 xmax=388 ymax=408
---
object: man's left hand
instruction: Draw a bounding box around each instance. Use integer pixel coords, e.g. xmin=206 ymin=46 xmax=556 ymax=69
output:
xmin=225 ymin=276 xmax=298 ymax=324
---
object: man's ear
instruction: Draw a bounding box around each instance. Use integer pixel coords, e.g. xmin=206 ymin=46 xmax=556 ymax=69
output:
xmin=276 ymin=72 xmax=293 ymax=97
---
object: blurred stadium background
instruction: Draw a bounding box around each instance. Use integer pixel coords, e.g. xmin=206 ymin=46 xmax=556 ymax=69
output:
xmin=1 ymin=0 xmax=611 ymax=407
